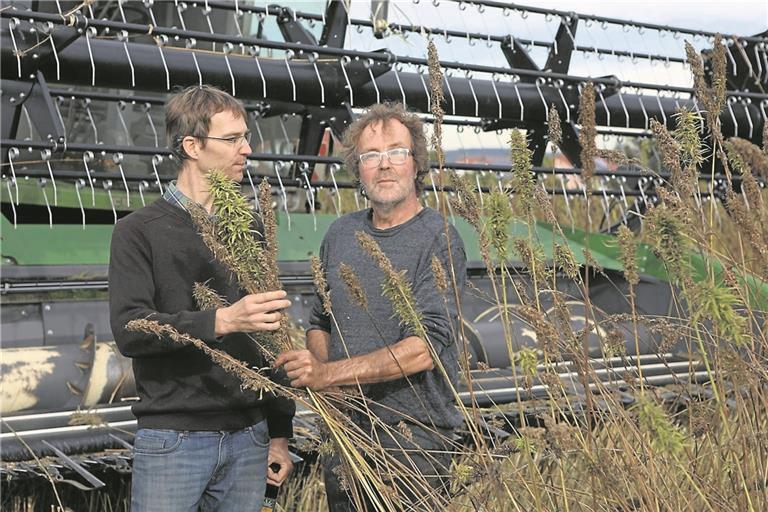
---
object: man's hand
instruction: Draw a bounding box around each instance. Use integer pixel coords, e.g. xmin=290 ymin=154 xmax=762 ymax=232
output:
xmin=274 ymin=349 xmax=330 ymax=389
xmin=267 ymin=437 xmax=293 ymax=486
xmin=214 ymin=290 xmax=292 ymax=336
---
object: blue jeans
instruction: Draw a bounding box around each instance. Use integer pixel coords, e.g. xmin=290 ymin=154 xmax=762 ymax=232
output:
xmin=131 ymin=421 xmax=269 ymax=512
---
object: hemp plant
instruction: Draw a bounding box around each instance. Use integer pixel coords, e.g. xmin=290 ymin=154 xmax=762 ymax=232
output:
xmin=187 ymin=170 xmax=294 ymax=359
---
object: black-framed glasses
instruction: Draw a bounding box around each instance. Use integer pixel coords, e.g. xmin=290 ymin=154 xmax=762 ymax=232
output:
xmin=191 ymin=132 xmax=252 ymax=147
xmin=358 ymin=147 xmax=411 ymax=167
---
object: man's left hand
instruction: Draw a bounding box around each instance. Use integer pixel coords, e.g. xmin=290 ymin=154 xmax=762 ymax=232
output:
xmin=267 ymin=437 xmax=293 ymax=487
xmin=274 ymin=349 xmax=330 ymax=389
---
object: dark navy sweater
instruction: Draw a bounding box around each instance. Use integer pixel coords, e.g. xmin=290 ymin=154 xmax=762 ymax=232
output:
xmin=109 ymin=198 xmax=294 ymax=436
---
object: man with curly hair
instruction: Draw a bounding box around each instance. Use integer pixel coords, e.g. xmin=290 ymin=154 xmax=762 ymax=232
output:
xmin=276 ymin=102 xmax=466 ymax=510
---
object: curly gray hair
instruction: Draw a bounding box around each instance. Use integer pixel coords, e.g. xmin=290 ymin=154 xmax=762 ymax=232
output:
xmin=340 ymin=102 xmax=429 ymax=193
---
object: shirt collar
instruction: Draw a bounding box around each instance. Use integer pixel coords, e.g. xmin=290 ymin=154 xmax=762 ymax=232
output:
xmin=163 ymin=181 xmax=191 ymax=211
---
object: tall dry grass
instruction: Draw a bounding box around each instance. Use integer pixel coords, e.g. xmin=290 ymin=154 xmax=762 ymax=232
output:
xmin=121 ymin=37 xmax=768 ymax=512
xmin=271 ymin=37 xmax=768 ymax=511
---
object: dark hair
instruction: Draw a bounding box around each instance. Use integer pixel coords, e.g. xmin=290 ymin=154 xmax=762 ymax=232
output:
xmin=341 ymin=102 xmax=429 ymax=192
xmin=165 ymin=85 xmax=247 ymax=170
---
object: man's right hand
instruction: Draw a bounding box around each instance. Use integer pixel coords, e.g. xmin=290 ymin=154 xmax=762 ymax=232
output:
xmin=214 ymin=290 xmax=292 ymax=336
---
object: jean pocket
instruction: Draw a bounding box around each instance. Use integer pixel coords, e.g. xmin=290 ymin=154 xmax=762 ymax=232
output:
xmin=247 ymin=421 xmax=269 ymax=448
xmin=133 ymin=429 xmax=184 ymax=455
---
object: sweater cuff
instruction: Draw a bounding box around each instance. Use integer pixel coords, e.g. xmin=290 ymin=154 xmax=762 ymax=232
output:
xmin=195 ymin=309 xmax=218 ymax=344
xmin=267 ymin=413 xmax=294 ymax=439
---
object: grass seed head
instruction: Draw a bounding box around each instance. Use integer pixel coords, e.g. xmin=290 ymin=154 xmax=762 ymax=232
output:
xmin=548 ymin=104 xmax=562 ymax=150
xmin=616 ymin=225 xmax=639 ymax=287
xmin=189 ymin=202 xmax=262 ymax=294
xmin=578 ymin=82 xmax=597 ymax=182
xmin=311 ymin=255 xmax=333 ymax=315
xmin=485 ymin=191 xmax=513 ymax=261
xmin=763 ymin=120 xmax=768 ymax=159
xmin=515 ymin=347 xmax=539 ymax=381
xmin=534 ymin=184 xmax=558 ymax=227
xmin=727 ymin=137 xmax=768 ymax=179
xmin=635 ymin=398 xmax=687 ymax=456
xmin=650 ymin=119 xmax=688 ymax=197
xmin=430 ymin=254 xmax=449 ymax=294
xmin=193 ymin=281 xmax=228 ymax=310
xmin=685 ymin=36 xmax=729 ymax=170
xmin=509 ymin=130 xmax=536 ymax=221
xmin=126 ymin=318 xmax=283 ymax=393
xmin=448 ymin=172 xmax=481 ymax=229
xmin=554 ymin=243 xmax=579 ymax=281
xmin=603 ymin=324 xmax=627 ymax=358
xmin=691 ymin=280 xmax=749 ymax=346
xmin=644 ymin=203 xmax=692 ymax=286
xmin=514 ymin=238 xmax=551 ymax=284
xmin=428 ymin=40 xmax=445 ymax=169
xmin=672 ymin=108 xmax=707 ymax=170
xmin=356 ymin=232 xmax=424 ymax=336
xmin=397 ymin=421 xmax=414 ymax=442
xmin=257 ymin=178 xmax=279 ymax=277
xmin=339 ymin=262 xmax=368 ymax=310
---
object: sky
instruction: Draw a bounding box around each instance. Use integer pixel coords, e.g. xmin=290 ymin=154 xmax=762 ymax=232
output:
xmin=337 ymin=1 xmax=767 ymax=96
xmin=523 ymin=1 xmax=766 ymax=35
xmin=335 ymin=1 xmax=767 ymax=150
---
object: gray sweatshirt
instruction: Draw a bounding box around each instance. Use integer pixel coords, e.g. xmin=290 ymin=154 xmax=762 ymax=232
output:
xmin=309 ymin=207 xmax=466 ymax=430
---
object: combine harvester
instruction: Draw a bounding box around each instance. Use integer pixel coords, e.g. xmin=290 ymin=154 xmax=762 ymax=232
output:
xmin=1 ymin=0 xmax=765 ymax=508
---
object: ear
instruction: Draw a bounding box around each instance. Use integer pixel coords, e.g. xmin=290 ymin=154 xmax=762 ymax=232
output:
xmin=181 ymin=136 xmax=200 ymax=161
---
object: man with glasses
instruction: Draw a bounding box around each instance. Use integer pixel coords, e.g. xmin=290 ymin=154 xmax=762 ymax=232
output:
xmin=276 ymin=102 xmax=466 ymax=510
xmin=109 ymin=85 xmax=294 ymax=511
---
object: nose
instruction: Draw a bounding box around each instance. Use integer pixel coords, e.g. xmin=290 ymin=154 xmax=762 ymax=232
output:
xmin=240 ymin=140 xmax=252 ymax=155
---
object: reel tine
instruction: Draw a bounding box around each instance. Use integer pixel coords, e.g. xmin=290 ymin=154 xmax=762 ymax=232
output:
xmin=83 ymin=98 xmax=99 ymax=144
xmin=329 ymin=163 xmax=341 ymax=216
xmin=284 ymin=50 xmax=297 ymax=102
xmin=340 ymin=56 xmax=354 ymax=106
xmin=39 ymin=178 xmax=53 ymax=229
xmin=274 ymin=160 xmax=291 ymax=231
xmin=202 ymin=0 xmax=217 ymax=52
xmin=104 ymin=180 xmax=117 ymax=225
xmin=309 ymin=52 xmax=326 ymax=105
xmin=7 ymin=147 xmax=20 ymax=205
xmin=394 ymin=63 xmax=407 ymax=107
xmin=251 ymin=112 xmax=266 ymax=153
xmin=249 ymin=46 xmax=268 ymax=99
xmin=5 ymin=178 xmax=17 ymax=229
xmin=113 ymin=153 xmax=130 ymax=207
xmin=223 ymin=42 xmax=237 ymax=96
xmin=85 ymin=27 xmax=97 ymax=87
xmin=155 ymin=34 xmax=171 ymax=91
xmin=245 ymin=164 xmax=259 ymax=209
xmin=82 ymin=150 xmax=96 ymax=206
xmin=300 ymin=162 xmax=317 ymax=231
xmin=118 ymin=30 xmax=135 ymax=88
xmin=151 ymin=155 xmax=165 ymax=195
xmin=138 ymin=180 xmax=149 ymax=207
xmin=365 ymin=58 xmax=380 ymax=104
xmin=116 ymin=102 xmax=132 ymax=145
xmin=41 ymin=149 xmax=58 ymax=206
xmin=186 ymin=37 xmax=203 ymax=88
xmin=75 ymin=178 xmax=87 ymax=230
xmin=144 ymin=103 xmax=159 ymax=147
